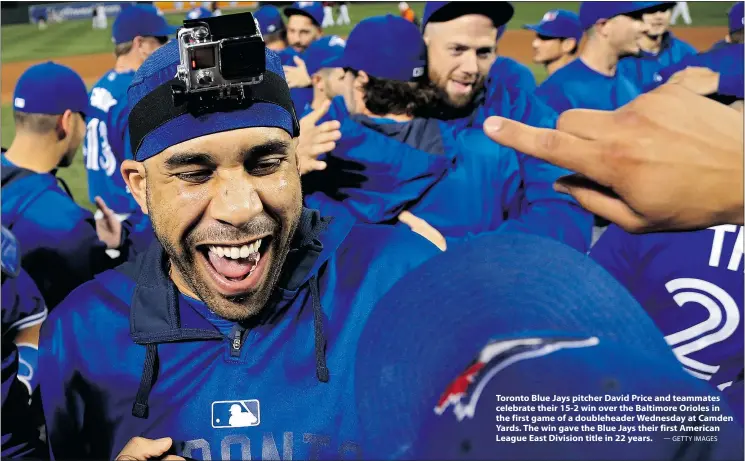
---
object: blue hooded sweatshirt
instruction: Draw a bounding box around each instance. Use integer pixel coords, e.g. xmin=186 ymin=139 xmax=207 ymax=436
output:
xmin=1 ymin=155 xmax=135 ymax=309
xmin=304 ymin=98 xmax=523 ymax=245
xmin=434 ymin=79 xmax=593 ymax=252
xmin=38 ymin=208 xmax=440 ymax=460
xmin=617 ymin=31 xmax=697 ymax=90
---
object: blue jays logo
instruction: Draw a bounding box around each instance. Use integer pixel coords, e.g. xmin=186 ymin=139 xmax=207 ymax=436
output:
xmin=542 ymin=10 xmax=559 ymax=22
xmin=434 ymin=336 xmax=600 ymax=421
xmin=212 ymin=400 xmax=260 ymax=428
xmin=1 ymin=226 xmax=20 ymax=278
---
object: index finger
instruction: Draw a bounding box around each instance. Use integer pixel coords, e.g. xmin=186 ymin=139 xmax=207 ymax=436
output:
xmin=483 ymin=116 xmax=617 ymax=187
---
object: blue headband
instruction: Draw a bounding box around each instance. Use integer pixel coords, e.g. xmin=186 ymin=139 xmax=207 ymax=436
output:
xmin=127 ymin=40 xmax=299 ymax=162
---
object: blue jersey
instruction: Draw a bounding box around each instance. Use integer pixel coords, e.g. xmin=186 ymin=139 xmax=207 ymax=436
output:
xmin=487 ymin=56 xmax=537 ymax=94
xmin=1 ymin=227 xmax=46 ymax=458
xmin=304 ymin=99 xmax=522 ymax=246
xmin=617 ymin=32 xmax=697 ymax=89
xmin=1 ymin=155 xmax=134 ymax=309
xmin=591 ymin=224 xmax=744 ymax=420
xmin=536 ymin=58 xmax=641 ymax=113
xmin=38 ymin=208 xmax=440 ymax=460
xmin=84 ymin=69 xmax=139 ymax=215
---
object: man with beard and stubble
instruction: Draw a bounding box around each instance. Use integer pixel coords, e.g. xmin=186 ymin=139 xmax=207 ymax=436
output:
xmin=37 ymin=24 xmax=441 ymax=461
xmin=417 ymin=1 xmax=593 ymax=253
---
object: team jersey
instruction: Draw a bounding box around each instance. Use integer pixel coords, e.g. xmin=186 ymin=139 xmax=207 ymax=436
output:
xmin=591 ymin=224 xmax=744 ymax=420
xmin=84 ymin=69 xmax=140 ymax=216
xmin=38 ymin=208 xmax=440 ymax=460
xmin=617 ymin=31 xmax=697 ymax=90
xmin=487 ymin=56 xmax=537 ymax=94
xmin=535 ymin=57 xmax=641 ymax=113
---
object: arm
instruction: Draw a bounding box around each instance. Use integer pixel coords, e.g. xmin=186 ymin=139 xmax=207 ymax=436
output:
xmin=485 ymin=87 xmax=593 ymax=253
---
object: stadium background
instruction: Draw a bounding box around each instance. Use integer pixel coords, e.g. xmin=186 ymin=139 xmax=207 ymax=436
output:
xmin=0 ymin=1 xmax=730 ymax=211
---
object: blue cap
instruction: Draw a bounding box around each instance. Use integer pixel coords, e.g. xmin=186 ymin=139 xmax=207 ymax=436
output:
xmin=302 ymin=35 xmax=346 ymax=75
xmin=330 ymin=14 xmax=426 ymax=82
xmin=13 ymin=61 xmax=89 ymax=116
xmin=579 ymin=2 xmax=670 ymax=30
xmin=523 ymin=9 xmax=583 ymax=43
xmin=254 ymin=5 xmax=285 ymax=35
xmin=185 ymin=6 xmax=212 ymax=20
xmin=730 ymin=2 xmax=744 ymax=33
xmin=353 ymin=232 xmax=734 ymax=459
xmin=113 ymin=4 xmax=178 ymax=45
xmin=127 ymin=40 xmax=296 ymax=161
xmin=284 ymin=2 xmax=324 ymax=28
xmin=422 ymin=1 xmax=514 ymax=31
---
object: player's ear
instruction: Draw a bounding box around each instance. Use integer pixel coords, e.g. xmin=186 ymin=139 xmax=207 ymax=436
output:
xmin=121 ymin=159 xmax=149 ymax=215
xmin=561 ymin=37 xmax=577 ymax=53
xmin=355 ymin=70 xmax=369 ymax=89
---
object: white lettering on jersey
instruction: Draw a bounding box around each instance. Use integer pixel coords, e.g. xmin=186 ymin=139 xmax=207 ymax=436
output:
xmin=90 ymin=87 xmax=118 ymax=113
xmin=83 ymin=118 xmax=117 ymax=177
xmin=708 ymin=225 xmax=744 ymax=272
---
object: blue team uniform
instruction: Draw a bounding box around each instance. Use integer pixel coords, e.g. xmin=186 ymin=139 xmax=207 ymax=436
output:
xmin=1 ymin=227 xmax=46 ymax=458
xmin=487 ymin=56 xmax=537 ymax=94
xmin=442 ymin=79 xmax=593 ymax=253
xmin=591 ymin=224 xmax=744 ymax=421
xmin=1 ymin=155 xmax=134 ymax=309
xmin=38 ymin=209 xmax=440 ymax=460
xmin=535 ymin=58 xmax=641 ymax=113
xmin=305 ymin=97 xmax=523 ymax=246
xmin=86 ymin=69 xmax=155 ymax=253
xmin=617 ymin=31 xmax=697 ymax=89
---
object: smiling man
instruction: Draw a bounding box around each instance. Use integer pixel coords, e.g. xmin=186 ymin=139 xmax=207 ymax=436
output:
xmin=37 ymin=23 xmax=440 ymax=461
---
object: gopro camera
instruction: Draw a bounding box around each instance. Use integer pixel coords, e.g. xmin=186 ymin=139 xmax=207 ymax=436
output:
xmin=174 ymin=12 xmax=266 ymax=102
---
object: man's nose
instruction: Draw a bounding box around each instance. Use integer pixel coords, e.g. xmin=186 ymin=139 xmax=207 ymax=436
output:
xmin=210 ymin=171 xmax=263 ymax=227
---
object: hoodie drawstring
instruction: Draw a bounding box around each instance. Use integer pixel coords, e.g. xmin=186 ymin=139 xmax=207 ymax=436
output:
xmin=310 ymin=274 xmax=329 ymax=383
xmin=132 ymin=344 xmax=158 ymax=419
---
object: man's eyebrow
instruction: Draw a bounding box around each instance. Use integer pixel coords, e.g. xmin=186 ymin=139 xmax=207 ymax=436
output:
xmin=244 ymin=140 xmax=292 ymax=158
xmin=163 ymin=152 xmax=216 ymax=169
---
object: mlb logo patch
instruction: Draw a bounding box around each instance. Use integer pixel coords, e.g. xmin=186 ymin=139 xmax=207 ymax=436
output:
xmin=13 ymin=97 xmax=25 ymax=109
xmin=542 ymin=11 xmax=558 ymax=22
xmin=211 ymin=400 xmax=260 ymax=428
xmin=412 ymin=67 xmax=425 ymax=78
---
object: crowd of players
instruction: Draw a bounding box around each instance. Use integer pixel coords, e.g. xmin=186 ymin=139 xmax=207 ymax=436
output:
xmin=1 ymin=1 xmax=744 ymax=460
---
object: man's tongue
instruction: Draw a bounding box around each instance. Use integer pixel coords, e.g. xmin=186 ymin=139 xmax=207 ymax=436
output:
xmin=208 ymin=252 xmax=255 ymax=280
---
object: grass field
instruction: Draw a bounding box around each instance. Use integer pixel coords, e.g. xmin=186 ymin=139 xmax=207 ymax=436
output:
xmin=0 ymin=1 xmax=730 ymax=211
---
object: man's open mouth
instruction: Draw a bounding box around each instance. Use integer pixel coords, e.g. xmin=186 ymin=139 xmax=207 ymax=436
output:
xmin=197 ymin=236 xmax=272 ymax=296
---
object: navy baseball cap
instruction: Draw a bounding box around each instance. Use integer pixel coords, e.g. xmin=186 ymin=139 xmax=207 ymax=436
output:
xmin=302 ymin=35 xmax=346 ymax=76
xmin=330 ymin=14 xmax=426 ymax=82
xmin=254 ymin=5 xmax=285 ymax=35
xmin=185 ymin=6 xmax=212 ymax=20
xmin=284 ymin=2 xmax=324 ymax=28
xmin=579 ymin=2 xmax=672 ymax=30
xmin=127 ymin=40 xmax=298 ymax=161
xmin=354 ymin=232 xmax=733 ymax=459
xmin=112 ymin=4 xmax=178 ymax=45
xmin=730 ymin=2 xmax=744 ymax=33
xmin=13 ymin=62 xmax=89 ymax=116
xmin=422 ymin=1 xmax=514 ymax=31
xmin=523 ymin=9 xmax=583 ymax=43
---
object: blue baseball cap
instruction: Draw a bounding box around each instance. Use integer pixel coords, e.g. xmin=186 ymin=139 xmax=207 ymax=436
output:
xmin=422 ymin=1 xmax=514 ymax=31
xmin=302 ymin=35 xmax=346 ymax=76
xmin=284 ymin=2 xmax=324 ymax=28
xmin=354 ymin=232 xmax=733 ymax=459
xmin=113 ymin=4 xmax=179 ymax=45
xmin=185 ymin=6 xmax=212 ymax=20
xmin=254 ymin=5 xmax=285 ymax=35
xmin=523 ymin=9 xmax=583 ymax=43
xmin=127 ymin=40 xmax=298 ymax=161
xmin=13 ymin=61 xmax=89 ymax=116
xmin=730 ymin=2 xmax=744 ymax=33
xmin=579 ymin=2 xmax=672 ymax=30
xmin=329 ymin=14 xmax=426 ymax=82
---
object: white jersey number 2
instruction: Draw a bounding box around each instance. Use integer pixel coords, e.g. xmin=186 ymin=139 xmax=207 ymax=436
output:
xmin=84 ymin=118 xmax=117 ymax=177
xmin=664 ymin=277 xmax=740 ymax=390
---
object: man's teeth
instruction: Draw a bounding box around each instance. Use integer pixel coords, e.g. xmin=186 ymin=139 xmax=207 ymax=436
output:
xmin=209 ymin=239 xmax=262 ymax=259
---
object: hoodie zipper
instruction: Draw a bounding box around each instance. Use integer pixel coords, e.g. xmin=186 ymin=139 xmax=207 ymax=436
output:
xmin=229 ymin=324 xmax=246 ymax=357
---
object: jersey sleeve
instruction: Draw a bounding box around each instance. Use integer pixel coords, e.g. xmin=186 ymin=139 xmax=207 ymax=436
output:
xmin=589 ymin=224 xmax=642 ymax=291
